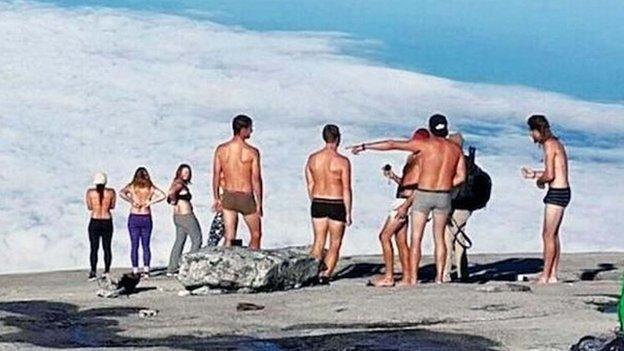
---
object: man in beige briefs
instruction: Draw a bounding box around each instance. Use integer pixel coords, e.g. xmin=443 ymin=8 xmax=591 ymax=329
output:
xmin=305 ymin=124 xmax=352 ymax=285
xmin=349 ymin=114 xmax=466 ymax=285
xmin=212 ymin=115 xmax=263 ymax=250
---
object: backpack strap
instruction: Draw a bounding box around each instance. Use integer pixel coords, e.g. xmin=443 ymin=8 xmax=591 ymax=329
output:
xmin=449 ymin=211 xmax=473 ymax=249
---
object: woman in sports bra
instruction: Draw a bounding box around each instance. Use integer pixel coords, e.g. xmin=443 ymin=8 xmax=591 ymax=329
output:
xmin=119 ymin=167 xmax=166 ymax=277
xmin=166 ymin=164 xmax=203 ymax=276
xmin=368 ymin=128 xmax=429 ymax=287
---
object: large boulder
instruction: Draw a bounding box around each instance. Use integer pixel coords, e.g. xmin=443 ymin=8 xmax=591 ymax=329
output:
xmin=176 ymin=246 xmax=320 ymax=292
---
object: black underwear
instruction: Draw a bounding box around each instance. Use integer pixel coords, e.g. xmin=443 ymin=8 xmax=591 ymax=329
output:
xmin=311 ymin=198 xmax=346 ymax=222
xmin=543 ymin=187 xmax=571 ymax=208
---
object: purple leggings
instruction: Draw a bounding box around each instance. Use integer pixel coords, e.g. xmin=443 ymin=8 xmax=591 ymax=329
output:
xmin=128 ymin=214 xmax=153 ymax=268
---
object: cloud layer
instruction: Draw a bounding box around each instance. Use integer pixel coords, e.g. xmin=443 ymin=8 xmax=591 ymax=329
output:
xmin=1 ymin=2 xmax=623 ymax=273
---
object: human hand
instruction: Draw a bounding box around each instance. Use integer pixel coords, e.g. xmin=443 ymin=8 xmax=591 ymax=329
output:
xmin=394 ymin=205 xmax=409 ymax=222
xmin=346 ymin=144 xmax=365 ymax=155
xmin=346 ymin=214 xmax=353 ymax=227
xmin=521 ymin=166 xmax=535 ymax=179
xmin=212 ymin=199 xmax=223 ymax=213
xmin=256 ymin=205 xmax=264 ymax=217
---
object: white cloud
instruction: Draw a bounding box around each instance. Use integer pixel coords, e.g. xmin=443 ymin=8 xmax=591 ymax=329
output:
xmin=0 ymin=2 xmax=623 ymax=274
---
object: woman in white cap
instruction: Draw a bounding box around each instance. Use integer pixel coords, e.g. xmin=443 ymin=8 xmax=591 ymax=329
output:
xmin=85 ymin=172 xmax=116 ymax=280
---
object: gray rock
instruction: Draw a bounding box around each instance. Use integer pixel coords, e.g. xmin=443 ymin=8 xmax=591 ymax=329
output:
xmin=476 ymin=283 xmax=532 ymax=293
xmin=177 ymin=246 xmax=320 ymax=292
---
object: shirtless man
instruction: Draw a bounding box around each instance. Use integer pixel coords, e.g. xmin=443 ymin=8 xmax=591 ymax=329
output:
xmin=305 ymin=124 xmax=352 ymax=284
xmin=521 ymin=115 xmax=570 ymax=284
xmin=212 ymin=115 xmax=263 ymax=250
xmin=349 ymin=114 xmax=466 ymax=285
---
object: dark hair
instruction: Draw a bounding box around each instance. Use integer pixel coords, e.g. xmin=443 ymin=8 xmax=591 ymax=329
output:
xmin=232 ymin=114 xmax=253 ymax=135
xmin=174 ymin=163 xmax=192 ymax=184
xmin=322 ymin=124 xmax=341 ymax=143
xmin=129 ymin=166 xmax=153 ymax=189
xmin=96 ymin=184 xmax=105 ymax=205
xmin=527 ymin=114 xmax=555 ymax=142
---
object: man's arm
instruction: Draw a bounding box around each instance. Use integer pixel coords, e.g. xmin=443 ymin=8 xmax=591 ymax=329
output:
xmin=341 ymin=159 xmax=353 ymax=226
xmin=252 ymin=149 xmax=264 ymax=216
xmin=305 ymin=158 xmax=314 ymax=201
xmin=536 ymin=141 xmax=556 ymax=187
xmin=348 ymin=139 xmax=423 ymax=155
xmin=452 ymin=153 xmax=467 ymax=187
xmin=212 ymin=147 xmax=223 ymax=211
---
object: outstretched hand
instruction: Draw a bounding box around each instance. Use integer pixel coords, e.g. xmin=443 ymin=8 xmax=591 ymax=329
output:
xmin=346 ymin=144 xmax=364 ymax=155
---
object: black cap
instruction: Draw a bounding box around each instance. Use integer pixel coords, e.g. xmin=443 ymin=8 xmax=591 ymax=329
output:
xmin=428 ymin=114 xmax=448 ymax=137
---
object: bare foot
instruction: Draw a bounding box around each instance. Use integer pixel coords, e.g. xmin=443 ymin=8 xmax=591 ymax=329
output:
xmin=396 ymin=278 xmax=417 ymax=287
xmin=547 ymin=276 xmax=559 ymax=284
xmin=367 ymin=275 xmax=395 ymax=288
xmin=536 ymin=275 xmax=549 ymax=284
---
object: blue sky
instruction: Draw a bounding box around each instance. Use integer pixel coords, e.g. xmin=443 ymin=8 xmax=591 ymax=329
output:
xmin=39 ymin=0 xmax=624 ymax=102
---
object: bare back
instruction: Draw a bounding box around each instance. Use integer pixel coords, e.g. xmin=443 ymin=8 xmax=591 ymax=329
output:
xmin=417 ymin=137 xmax=464 ymax=191
xmin=544 ymin=138 xmax=570 ymax=188
xmin=307 ymin=149 xmax=349 ymax=199
xmin=217 ymin=140 xmax=258 ymax=193
xmin=127 ymin=186 xmax=155 ymax=215
xmin=401 ymin=154 xmax=420 ymax=186
xmin=86 ymin=188 xmax=116 ymax=219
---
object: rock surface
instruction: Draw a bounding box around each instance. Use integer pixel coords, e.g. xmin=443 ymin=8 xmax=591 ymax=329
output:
xmin=176 ymin=246 xmax=319 ymax=292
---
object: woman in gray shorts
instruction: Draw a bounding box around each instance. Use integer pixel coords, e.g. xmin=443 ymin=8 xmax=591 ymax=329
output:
xmin=166 ymin=164 xmax=203 ymax=276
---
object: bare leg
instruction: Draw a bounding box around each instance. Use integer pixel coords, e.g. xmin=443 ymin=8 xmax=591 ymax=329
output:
xmin=242 ymin=212 xmax=262 ymax=250
xmin=432 ymin=211 xmax=449 ymax=284
xmin=395 ymin=220 xmax=410 ymax=284
xmin=549 ymin=208 xmax=565 ymax=283
xmin=310 ymin=218 xmax=329 ymax=262
xmin=401 ymin=211 xmax=428 ymax=286
xmin=222 ymin=210 xmax=238 ymax=247
xmin=372 ymin=217 xmax=405 ymax=287
xmin=443 ymin=223 xmax=454 ymax=283
xmin=322 ymin=220 xmax=346 ymax=277
xmin=539 ymin=205 xmax=565 ymax=284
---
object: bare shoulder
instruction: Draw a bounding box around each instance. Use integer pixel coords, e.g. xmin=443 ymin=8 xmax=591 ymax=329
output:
xmin=336 ymin=153 xmax=351 ymax=167
xmin=543 ymin=138 xmax=561 ymax=152
xmin=105 ymin=188 xmax=116 ymax=195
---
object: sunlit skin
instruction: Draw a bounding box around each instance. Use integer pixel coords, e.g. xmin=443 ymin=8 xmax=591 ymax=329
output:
xmin=348 ymin=135 xmax=466 ymax=285
xmin=521 ymin=129 xmax=569 ymax=284
xmin=85 ymin=188 xmax=116 ymax=219
xmin=305 ymin=136 xmax=352 ymax=278
xmin=212 ymin=125 xmax=263 ymax=250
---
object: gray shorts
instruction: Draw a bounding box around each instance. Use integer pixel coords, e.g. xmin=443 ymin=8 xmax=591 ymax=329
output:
xmin=412 ymin=189 xmax=452 ymax=215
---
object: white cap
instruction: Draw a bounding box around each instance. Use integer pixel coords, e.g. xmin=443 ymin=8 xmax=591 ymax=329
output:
xmin=93 ymin=172 xmax=107 ymax=185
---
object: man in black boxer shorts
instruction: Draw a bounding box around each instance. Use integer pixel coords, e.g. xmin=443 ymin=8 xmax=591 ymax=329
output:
xmin=522 ymin=114 xmax=571 ymax=284
xmin=305 ymin=124 xmax=353 ymax=284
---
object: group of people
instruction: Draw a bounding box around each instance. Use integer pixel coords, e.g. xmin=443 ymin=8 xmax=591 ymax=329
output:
xmin=85 ymin=113 xmax=571 ymax=286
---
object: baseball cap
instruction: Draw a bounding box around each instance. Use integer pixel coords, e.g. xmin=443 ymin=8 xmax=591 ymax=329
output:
xmin=93 ymin=172 xmax=107 ymax=185
xmin=428 ymin=114 xmax=449 ymax=137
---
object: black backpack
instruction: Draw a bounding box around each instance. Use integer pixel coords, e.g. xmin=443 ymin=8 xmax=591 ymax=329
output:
xmin=452 ymin=146 xmax=492 ymax=211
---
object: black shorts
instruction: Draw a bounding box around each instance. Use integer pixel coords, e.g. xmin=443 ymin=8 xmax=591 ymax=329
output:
xmin=543 ymin=187 xmax=571 ymax=208
xmin=311 ymin=198 xmax=346 ymax=223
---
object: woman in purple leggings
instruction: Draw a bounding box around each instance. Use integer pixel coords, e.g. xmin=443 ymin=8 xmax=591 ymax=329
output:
xmin=120 ymin=167 xmax=166 ymax=277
